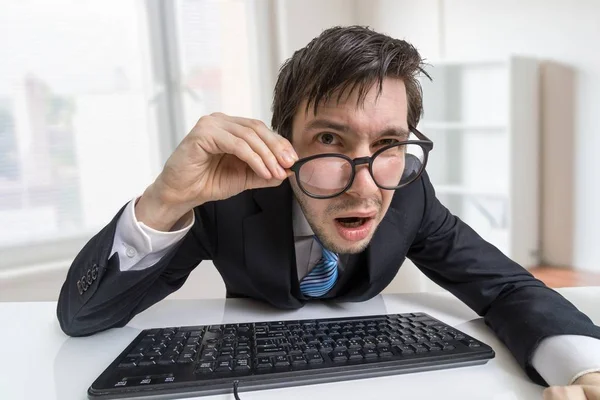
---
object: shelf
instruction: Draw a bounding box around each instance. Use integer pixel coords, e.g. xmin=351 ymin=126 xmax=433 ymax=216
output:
xmin=418 ymin=122 xmax=507 ymax=132
xmin=434 ymin=185 xmax=507 ymax=200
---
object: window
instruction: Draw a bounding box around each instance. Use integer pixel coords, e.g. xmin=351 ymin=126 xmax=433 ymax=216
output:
xmin=176 ymin=0 xmax=257 ymax=132
xmin=0 ymin=0 xmax=269 ymax=268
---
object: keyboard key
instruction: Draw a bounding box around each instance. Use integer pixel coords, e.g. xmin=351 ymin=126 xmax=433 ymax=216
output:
xmin=291 ymin=354 xmax=307 ymax=365
xmin=425 ymin=342 xmax=442 ymax=351
xmin=213 ymin=360 xmax=231 ymax=372
xmin=177 ymin=352 xmax=195 ymax=364
xmin=234 ymin=358 xmax=251 ymax=371
xmin=331 ymin=350 xmax=348 ymax=362
xmin=394 ymin=345 xmax=415 ymax=355
xmin=411 ymin=344 xmax=429 ymax=353
xmin=411 ymin=316 xmax=434 ymax=323
xmin=461 ymin=339 xmax=481 ymax=348
xmin=378 ymin=346 xmax=393 ymax=357
xmin=157 ymin=355 xmax=176 ymax=365
xmin=197 ymin=362 xmax=214 ymax=373
xmin=256 ymin=346 xmax=288 ymax=357
xmin=219 ymin=349 xmax=234 ymax=358
xmin=363 ymin=348 xmax=378 ymax=358
xmin=138 ymin=356 xmax=159 ymax=366
xmin=138 ymin=338 xmax=155 ymax=347
xmin=348 ymin=349 xmax=363 ymax=360
xmin=256 ymin=332 xmax=286 ymax=340
xmin=319 ymin=342 xmax=334 ymax=352
xmin=255 ymin=327 xmax=268 ymax=334
xmin=236 ymin=348 xmax=251 ymax=358
xmin=274 ymin=355 xmax=290 ymax=367
xmin=200 ymin=350 xmax=217 ymax=361
xmin=306 ymin=353 xmax=323 ymax=364
xmin=186 ymin=336 xmax=200 ymax=345
xmin=304 ymin=343 xmax=318 ymax=351
xmin=118 ymin=357 xmax=140 ymax=368
xmin=257 ymin=357 xmax=273 ymax=368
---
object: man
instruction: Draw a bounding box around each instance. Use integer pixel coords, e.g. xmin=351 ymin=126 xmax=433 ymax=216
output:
xmin=57 ymin=26 xmax=600 ymax=398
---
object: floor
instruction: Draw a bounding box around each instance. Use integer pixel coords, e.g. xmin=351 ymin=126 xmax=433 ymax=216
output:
xmin=529 ymin=266 xmax=600 ymax=288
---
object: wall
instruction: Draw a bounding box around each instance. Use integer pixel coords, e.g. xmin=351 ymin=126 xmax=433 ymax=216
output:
xmin=356 ymin=0 xmax=600 ymax=272
xmin=274 ymin=0 xmax=357 ymax=62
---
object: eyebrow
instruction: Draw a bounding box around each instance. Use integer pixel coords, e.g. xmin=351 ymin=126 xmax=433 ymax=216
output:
xmin=304 ymin=118 xmax=410 ymax=140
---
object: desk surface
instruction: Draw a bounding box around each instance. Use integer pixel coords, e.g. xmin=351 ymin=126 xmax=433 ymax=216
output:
xmin=3 ymin=287 xmax=600 ymax=400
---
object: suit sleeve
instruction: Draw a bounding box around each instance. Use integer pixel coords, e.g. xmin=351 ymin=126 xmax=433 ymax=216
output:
xmin=56 ymin=202 xmax=216 ymax=337
xmin=406 ymin=172 xmax=600 ymax=386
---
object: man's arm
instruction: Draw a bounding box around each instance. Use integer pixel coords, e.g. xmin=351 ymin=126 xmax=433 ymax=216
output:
xmin=56 ymin=200 xmax=215 ymax=337
xmin=406 ymin=172 xmax=600 ymax=386
xmin=113 ymin=198 xmax=194 ymax=272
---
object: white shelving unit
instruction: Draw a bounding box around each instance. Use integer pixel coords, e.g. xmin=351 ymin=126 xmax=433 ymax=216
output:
xmin=418 ymin=57 xmax=540 ymax=268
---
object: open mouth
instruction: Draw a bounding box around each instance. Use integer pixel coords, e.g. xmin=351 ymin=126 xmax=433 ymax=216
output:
xmin=335 ymin=216 xmax=370 ymax=228
xmin=333 ymin=214 xmax=376 ymax=242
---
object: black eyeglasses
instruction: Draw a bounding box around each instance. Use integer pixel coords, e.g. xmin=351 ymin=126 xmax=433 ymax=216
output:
xmin=289 ymin=126 xmax=434 ymax=199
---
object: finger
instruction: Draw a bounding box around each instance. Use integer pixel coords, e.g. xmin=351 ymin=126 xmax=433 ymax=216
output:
xmin=210 ymin=127 xmax=273 ymax=180
xmin=215 ymin=114 xmax=299 ymax=168
xmin=543 ymin=385 xmax=587 ymax=400
xmin=218 ymin=119 xmax=288 ymax=180
xmin=581 ymin=385 xmax=600 ymax=400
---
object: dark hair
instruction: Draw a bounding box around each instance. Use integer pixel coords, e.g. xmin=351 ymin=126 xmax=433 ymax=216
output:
xmin=271 ymin=25 xmax=429 ymax=140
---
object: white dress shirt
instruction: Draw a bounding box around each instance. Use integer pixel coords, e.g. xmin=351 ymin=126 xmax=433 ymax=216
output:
xmin=111 ymin=197 xmax=600 ymax=386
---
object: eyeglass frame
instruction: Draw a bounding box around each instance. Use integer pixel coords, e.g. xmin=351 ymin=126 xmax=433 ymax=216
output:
xmin=289 ymin=125 xmax=434 ymax=199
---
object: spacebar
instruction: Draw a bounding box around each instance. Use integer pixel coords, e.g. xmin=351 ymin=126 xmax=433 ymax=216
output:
xmin=256 ymin=349 xmax=288 ymax=357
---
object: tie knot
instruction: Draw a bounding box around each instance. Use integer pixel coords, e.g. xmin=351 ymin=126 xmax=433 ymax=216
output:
xmin=314 ymin=236 xmax=338 ymax=263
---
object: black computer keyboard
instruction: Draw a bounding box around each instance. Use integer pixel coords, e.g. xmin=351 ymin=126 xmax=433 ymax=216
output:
xmin=88 ymin=313 xmax=495 ymax=399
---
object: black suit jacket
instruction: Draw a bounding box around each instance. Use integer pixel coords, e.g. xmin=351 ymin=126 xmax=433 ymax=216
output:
xmin=57 ymin=172 xmax=600 ymax=385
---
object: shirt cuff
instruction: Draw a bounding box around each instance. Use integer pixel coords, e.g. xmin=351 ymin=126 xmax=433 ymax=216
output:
xmin=111 ymin=197 xmax=195 ymax=271
xmin=531 ymin=334 xmax=600 ymax=386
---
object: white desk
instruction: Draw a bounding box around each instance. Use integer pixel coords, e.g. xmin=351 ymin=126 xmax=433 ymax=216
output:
xmin=2 ymin=288 xmax=600 ymax=400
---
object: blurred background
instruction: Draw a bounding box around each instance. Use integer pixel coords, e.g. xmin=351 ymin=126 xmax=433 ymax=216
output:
xmin=1 ymin=0 xmax=600 ymax=302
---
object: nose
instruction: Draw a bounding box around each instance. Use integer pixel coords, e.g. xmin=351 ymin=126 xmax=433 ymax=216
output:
xmin=345 ymin=162 xmax=379 ymax=199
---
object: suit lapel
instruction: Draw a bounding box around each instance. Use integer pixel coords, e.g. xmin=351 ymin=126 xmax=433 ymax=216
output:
xmin=243 ymin=181 xmax=303 ymax=308
xmin=366 ymin=205 xmax=408 ymax=284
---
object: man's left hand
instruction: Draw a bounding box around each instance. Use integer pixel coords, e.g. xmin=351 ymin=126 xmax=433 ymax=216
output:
xmin=543 ymin=372 xmax=600 ymax=399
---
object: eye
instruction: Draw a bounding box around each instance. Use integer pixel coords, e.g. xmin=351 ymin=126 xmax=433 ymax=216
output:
xmin=317 ymin=132 xmax=340 ymax=145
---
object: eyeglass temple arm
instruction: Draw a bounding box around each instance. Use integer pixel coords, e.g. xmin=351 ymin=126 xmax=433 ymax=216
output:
xmin=410 ymin=125 xmax=432 ymax=143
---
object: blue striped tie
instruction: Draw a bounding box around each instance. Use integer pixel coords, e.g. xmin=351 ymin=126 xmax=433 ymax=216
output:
xmin=299 ymin=238 xmax=339 ymax=298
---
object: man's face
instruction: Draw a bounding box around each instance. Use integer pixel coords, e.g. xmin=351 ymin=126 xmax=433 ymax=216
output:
xmin=289 ymin=78 xmax=409 ymax=254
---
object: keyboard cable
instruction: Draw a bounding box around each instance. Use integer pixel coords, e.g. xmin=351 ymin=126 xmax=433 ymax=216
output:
xmin=233 ymin=380 xmax=242 ymax=400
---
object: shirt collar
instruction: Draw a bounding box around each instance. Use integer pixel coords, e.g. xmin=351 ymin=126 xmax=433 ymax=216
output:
xmin=292 ymin=197 xmax=315 ymax=237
